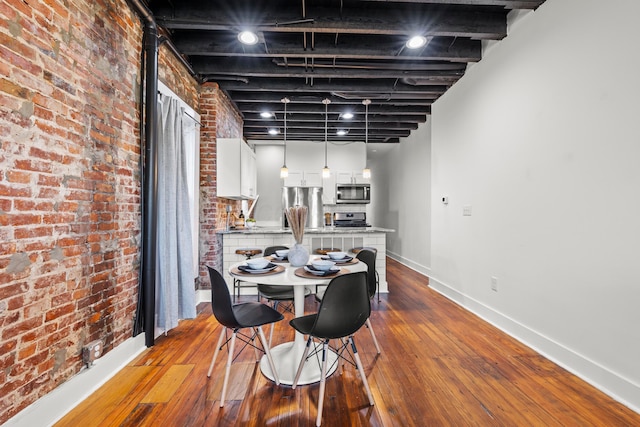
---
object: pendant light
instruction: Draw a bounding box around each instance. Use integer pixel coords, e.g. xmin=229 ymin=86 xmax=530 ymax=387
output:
xmin=362 ymin=99 xmax=372 ymax=179
xmin=322 ymin=98 xmax=331 ymax=178
xmin=280 ymin=97 xmax=290 ymax=178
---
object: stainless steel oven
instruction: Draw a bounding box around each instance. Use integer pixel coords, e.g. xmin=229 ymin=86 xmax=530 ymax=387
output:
xmin=336 ymin=183 xmax=370 ymax=204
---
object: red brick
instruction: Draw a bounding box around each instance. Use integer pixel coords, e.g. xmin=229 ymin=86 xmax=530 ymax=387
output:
xmin=0 ymin=183 xmax=31 ymax=198
xmin=0 ymin=282 xmax=29 ymax=301
xmin=6 ymin=171 xmax=31 ymax=184
xmin=14 ymin=199 xmax=55 ymax=211
xmin=17 ymin=343 xmax=37 ymax=360
xmin=13 ymin=159 xmax=53 ymax=173
xmin=6 ymin=295 xmax=24 ymax=310
xmin=37 ymin=174 xmax=62 ymax=187
xmin=36 ymin=187 xmax=60 ymax=199
xmin=44 ymin=303 xmax=74 ymax=322
xmin=33 ymin=272 xmax=66 ymax=290
xmin=4 ymin=213 xmax=41 ymax=226
xmin=42 ymin=213 xmax=74 ymax=224
xmin=0 ymin=198 xmax=11 ymax=211
xmin=2 ymin=317 xmax=43 ymax=341
xmin=28 ymin=146 xmax=64 ymax=164
xmin=14 ymin=226 xmax=53 ymax=239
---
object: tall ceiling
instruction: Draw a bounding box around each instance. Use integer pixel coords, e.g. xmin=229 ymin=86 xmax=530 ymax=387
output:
xmin=147 ymin=0 xmax=547 ymax=143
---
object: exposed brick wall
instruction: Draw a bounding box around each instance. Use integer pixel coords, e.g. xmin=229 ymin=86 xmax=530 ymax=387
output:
xmin=198 ymin=83 xmax=244 ymax=285
xmin=0 ymin=0 xmax=207 ymax=423
xmin=158 ymin=44 xmax=198 ymax=111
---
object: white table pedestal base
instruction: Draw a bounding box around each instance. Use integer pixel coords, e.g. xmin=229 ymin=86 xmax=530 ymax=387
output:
xmin=260 ymin=341 xmax=338 ymax=386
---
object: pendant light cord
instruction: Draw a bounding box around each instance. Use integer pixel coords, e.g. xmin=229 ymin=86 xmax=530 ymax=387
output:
xmin=362 ymin=99 xmax=371 ymax=178
xmin=283 ymin=98 xmax=288 ymax=159
xmin=281 ymin=97 xmax=290 ymax=178
xmin=323 ymin=98 xmax=331 ymax=168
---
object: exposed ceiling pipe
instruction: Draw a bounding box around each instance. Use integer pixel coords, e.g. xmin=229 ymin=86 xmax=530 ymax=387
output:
xmin=126 ymin=0 xmax=158 ymax=348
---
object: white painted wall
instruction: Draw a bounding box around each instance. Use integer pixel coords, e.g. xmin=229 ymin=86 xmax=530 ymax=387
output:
xmin=430 ymin=0 xmax=640 ymax=411
xmin=369 ymin=120 xmax=431 ymax=275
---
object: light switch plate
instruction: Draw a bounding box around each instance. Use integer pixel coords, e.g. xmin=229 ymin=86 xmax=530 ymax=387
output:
xmin=463 ymin=205 xmax=472 ymax=216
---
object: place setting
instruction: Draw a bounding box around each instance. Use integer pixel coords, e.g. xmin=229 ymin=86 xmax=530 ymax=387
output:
xmin=294 ymin=259 xmax=347 ymax=279
xmin=266 ymin=248 xmax=290 ymax=263
xmin=319 ymin=251 xmax=359 ymax=265
xmin=231 ymin=257 xmax=285 ymax=276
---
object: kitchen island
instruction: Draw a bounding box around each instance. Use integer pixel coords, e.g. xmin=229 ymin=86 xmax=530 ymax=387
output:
xmin=218 ymin=226 xmax=394 ymax=296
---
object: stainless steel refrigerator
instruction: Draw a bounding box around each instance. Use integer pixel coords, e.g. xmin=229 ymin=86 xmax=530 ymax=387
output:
xmin=282 ymin=186 xmax=324 ymax=229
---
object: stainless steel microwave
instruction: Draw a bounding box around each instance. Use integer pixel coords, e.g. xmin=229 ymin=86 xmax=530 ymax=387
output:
xmin=336 ymin=183 xmax=370 ymax=204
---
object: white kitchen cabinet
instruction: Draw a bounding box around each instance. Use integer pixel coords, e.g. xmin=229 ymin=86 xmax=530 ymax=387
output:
xmin=217 ymin=138 xmax=257 ymax=199
xmin=284 ymin=170 xmax=337 ymax=204
xmin=284 ymin=170 xmax=323 ymax=187
xmin=322 ymin=173 xmax=337 ymax=204
xmin=336 ymin=170 xmax=370 ymax=184
xmin=240 ymin=142 xmax=257 ymax=198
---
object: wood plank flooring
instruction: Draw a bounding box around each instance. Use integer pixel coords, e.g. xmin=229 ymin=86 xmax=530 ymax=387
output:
xmin=55 ymin=258 xmax=639 ymax=426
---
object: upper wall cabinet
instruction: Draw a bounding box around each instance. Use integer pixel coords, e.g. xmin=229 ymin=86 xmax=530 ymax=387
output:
xmin=217 ymin=138 xmax=257 ymax=199
xmin=336 ymin=170 xmax=370 ymax=184
xmin=283 ymin=170 xmax=323 ymax=188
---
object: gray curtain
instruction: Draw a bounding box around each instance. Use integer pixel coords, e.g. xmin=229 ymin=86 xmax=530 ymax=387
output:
xmin=156 ymin=94 xmax=196 ymax=331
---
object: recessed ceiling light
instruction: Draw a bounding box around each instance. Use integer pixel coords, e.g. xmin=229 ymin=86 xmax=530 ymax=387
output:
xmin=238 ymin=31 xmax=259 ymax=45
xmin=406 ymin=35 xmax=427 ymax=49
xmin=260 ymin=111 xmax=273 ymax=118
xmin=341 ymin=112 xmax=354 ymax=120
xmin=268 ymin=128 xmax=279 ymax=135
xmin=336 ymin=130 xmax=348 ymax=136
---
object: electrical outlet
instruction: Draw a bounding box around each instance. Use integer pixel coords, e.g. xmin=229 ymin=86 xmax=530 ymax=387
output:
xmin=82 ymin=339 xmax=104 ymax=367
xmin=463 ymin=205 xmax=472 ymax=216
xmin=491 ymin=276 xmax=499 ymax=292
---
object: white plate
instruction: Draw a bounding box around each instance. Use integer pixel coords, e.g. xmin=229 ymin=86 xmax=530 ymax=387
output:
xmin=238 ymin=263 xmax=277 ymax=274
xmin=321 ymin=255 xmax=353 ymax=263
xmin=304 ymin=266 xmax=340 ymax=276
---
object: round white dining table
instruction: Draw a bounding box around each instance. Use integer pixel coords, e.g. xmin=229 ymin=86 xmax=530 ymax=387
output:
xmin=229 ymin=255 xmax=366 ymax=386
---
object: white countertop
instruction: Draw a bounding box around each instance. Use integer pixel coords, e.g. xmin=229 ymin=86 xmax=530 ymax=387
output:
xmin=218 ymin=226 xmax=395 ymax=235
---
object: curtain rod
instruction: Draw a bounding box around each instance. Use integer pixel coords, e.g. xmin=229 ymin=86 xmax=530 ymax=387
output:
xmin=183 ymin=111 xmax=202 ymax=127
xmin=158 ymin=90 xmax=202 ymax=126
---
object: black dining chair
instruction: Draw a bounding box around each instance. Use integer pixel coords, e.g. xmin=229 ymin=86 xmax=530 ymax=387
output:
xmin=290 ymin=271 xmax=375 ymax=426
xmin=315 ymin=248 xmax=381 ymax=354
xmin=353 ymin=248 xmax=382 ymax=354
xmin=206 ymin=266 xmax=284 ymax=407
xmin=258 ymin=245 xmax=311 ymax=345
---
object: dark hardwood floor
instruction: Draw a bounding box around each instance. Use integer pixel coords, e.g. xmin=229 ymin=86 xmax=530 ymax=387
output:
xmin=56 ymin=258 xmax=639 ymax=426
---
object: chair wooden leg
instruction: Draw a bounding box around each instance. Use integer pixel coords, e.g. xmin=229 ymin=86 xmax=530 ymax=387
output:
xmin=208 ymin=327 xmax=227 ymax=377
xmin=349 ymin=336 xmax=375 ymax=406
xmin=257 ymin=326 xmax=280 ymax=385
xmin=365 ymin=318 xmax=381 ymax=354
xmin=253 ymin=332 xmax=260 ymax=362
xmin=268 ymin=322 xmax=275 ymax=348
xmin=292 ymin=337 xmax=313 ymax=390
xmin=220 ymin=331 xmax=237 ymax=407
xmin=316 ymin=340 xmax=329 ymax=427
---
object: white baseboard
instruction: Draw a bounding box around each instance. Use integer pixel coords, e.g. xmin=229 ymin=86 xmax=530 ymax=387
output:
xmin=5 ymin=334 xmax=147 ymax=427
xmin=428 ymin=276 xmax=640 ymax=414
xmin=386 ymin=251 xmax=432 ymax=277
xmin=196 ymin=288 xmax=211 ymax=304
